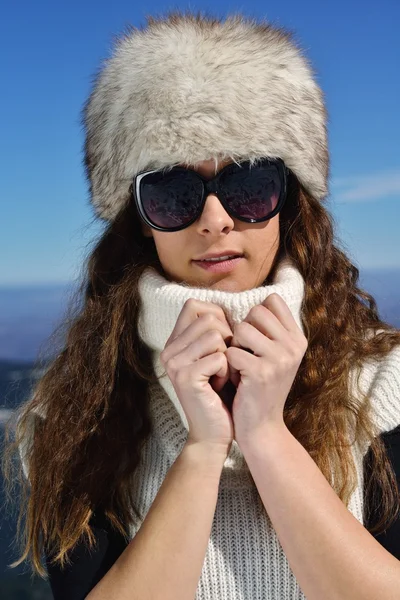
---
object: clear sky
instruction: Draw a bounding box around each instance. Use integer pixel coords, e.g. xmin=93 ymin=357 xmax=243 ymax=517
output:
xmin=1 ymin=0 xmax=399 ymax=285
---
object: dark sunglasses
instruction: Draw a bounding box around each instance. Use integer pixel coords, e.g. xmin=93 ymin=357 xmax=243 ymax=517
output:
xmin=132 ymin=157 xmax=288 ymax=232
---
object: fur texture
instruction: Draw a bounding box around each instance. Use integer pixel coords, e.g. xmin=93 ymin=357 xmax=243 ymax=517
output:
xmin=81 ymin=10 xmax=330 ymax=222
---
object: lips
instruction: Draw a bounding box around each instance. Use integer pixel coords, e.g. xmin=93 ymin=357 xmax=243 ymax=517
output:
xmin=193 ymin=256 xmax=244 ymax=272
xmin=193 ymin=251 xmax=244 ymax=261
xmin=198 ymin=256 xmax=238 ymax=262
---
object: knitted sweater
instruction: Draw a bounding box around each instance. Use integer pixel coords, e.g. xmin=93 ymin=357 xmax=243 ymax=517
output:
xmin=20 ymin=256 xmax=400 ymax=599
xmin=128 ymin=256 xmax=400 ymax=600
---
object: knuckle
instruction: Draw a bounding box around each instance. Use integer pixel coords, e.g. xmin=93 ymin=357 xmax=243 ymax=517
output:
xmin=216 ymin=304 xmax=227 ymax=320
xmin=166 ymin=355 xmax=179 ymax=374
xmin=225 ymin=345 xmax=233 ymax=358
xmin=295 ymin=342 xmax=305 ymax=359
xmin=291 ymin=334 xmax=308 ymax=357
xmin=184 ymin=298 xmax=197 ymax=309
xmin=174 ymin=366 xmax=187 ymax=385
xmin=249 ymin=304 xmax=265 ymax=319
xmin=208 ymin=328 xmax=223 ymax=345
xmin=278 ymin=353 xmax=293 ymax=370
xmin=215 ymin=350 xmax=226 ymax=365
xmin=201 ymin=312 xmax=216 ymax=326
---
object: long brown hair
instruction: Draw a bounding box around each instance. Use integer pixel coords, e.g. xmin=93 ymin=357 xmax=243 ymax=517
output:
xmin=2 ymin=170 xmax=400 ymax=578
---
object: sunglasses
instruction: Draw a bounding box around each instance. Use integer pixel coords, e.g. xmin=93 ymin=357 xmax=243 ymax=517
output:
xmin=132 ymin=157 xmax=288 ymax=232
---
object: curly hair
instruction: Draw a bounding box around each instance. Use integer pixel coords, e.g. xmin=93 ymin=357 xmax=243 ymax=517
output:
xmin=2 ymin=169 xmax=400 ymax=578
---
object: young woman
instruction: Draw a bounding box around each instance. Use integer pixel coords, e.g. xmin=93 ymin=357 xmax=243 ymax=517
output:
xmin=3 ymin=9 xmax=400 ymax=600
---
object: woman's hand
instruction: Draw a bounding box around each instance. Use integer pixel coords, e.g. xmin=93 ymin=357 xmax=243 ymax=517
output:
xmin=160 ymin=298 xmax=235 ymax=458
xmin=225 ymin=293 xmax=308 ymax=446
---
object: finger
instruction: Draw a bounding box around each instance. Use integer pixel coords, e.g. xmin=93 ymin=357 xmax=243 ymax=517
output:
xmin=210 ymin=371 xmax=231 ymax=393
xmin=261 ymin=293 xmax=301 ymax=335
xmin=243 ymin=304 xmax=283 ymax=342
xmin=163 ymin=312 xmax=232 ymax=362
xmin=231 ymin=320 xmax=273 ymax=358
xmin=226 ymin=345 xmax=258 ymax=376
xmin=227 ymin=360 xmax=241 ymax=389
xmin=165 ymin=329 xmax=231 ymax=390
xmin=166 ymin=298 xmax=232 ymax=346
xmin=175 ymin=329 xmax=228 ymax=366
xmin=191 ymin=351 xmax=229 ymax=387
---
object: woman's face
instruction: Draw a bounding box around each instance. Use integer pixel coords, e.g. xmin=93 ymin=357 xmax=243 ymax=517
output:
xmin=140 ymin=158 xmax=281 ymax=292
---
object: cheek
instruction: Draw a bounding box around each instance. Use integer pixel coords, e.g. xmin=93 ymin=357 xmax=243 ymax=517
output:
xmin=260 ymin=220 xmax=280 ymax=248
xmin=152 ymin=232 xmax=189 ymax=264
xmin=250 ymin=231 xmax=280 ymax=258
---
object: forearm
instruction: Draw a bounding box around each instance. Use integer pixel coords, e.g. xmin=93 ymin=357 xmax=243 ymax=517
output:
xmin=241 ymin=424 xmax=400 ymax=600
xmin=87 ymin=442 xmax=225 ymax=600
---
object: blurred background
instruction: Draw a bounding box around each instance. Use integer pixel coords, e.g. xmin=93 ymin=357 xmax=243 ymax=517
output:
xmin=1 ymin=0 xmax=399 ymax=597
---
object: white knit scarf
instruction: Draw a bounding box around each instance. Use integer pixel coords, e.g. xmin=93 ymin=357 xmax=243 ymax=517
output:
xmin=137 ymin=255 xmax=305 ymax=445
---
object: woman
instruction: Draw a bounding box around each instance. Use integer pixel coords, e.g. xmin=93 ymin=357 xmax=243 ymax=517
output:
xmin=2 ymin=9 xmax=400 ymax=600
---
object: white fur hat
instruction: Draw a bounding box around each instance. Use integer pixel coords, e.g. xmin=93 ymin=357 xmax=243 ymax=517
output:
xmin=81 ymin=10 xmax=329 ymax=222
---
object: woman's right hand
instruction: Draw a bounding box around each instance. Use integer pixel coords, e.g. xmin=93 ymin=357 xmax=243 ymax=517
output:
xmin=160 ymin=298 xmax=235 ymax=458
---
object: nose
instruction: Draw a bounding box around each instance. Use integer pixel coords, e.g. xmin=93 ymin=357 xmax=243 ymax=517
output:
xmin=194 ymin=193 xmax=235 ymax=235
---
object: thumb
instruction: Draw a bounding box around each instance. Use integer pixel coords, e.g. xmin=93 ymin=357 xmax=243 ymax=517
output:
xmin=229 ymin=362 xmax=241 ymax=389
xmin=209 ymin=358 xmax=230 ymax=393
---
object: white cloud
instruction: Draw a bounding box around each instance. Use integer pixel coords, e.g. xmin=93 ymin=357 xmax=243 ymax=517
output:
xmin=332 ymin=169 xmax=400 ymax=202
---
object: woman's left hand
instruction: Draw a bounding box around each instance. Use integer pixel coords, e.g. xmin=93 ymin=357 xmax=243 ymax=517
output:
xmin=225 ymin=293 xmax=308 ymax=446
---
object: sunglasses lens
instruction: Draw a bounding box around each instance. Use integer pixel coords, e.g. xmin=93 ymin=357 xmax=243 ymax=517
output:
xmin=139 ymin=170 xmax=203 ymax=229
xmin=138 ymin=161 xmax=282 ymax=229
xmin=219 ymin=162 xmax=281 ymax=220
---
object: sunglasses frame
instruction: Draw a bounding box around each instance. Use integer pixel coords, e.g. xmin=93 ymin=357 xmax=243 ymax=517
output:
xmin=133 ymin=156 xmax=289 ymax=232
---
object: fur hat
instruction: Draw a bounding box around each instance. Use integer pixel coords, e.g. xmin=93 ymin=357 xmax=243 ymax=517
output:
xmin=81 ymin=10 xmax=329 ymax=222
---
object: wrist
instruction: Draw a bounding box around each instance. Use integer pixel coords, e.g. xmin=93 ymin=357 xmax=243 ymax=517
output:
xmin=237 ymin=421 xmax=289 ymax=457
xmin=182 ymin=440 xmax=229 ymax=470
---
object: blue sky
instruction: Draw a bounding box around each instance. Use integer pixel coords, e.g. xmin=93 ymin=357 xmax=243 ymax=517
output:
xmin=1 ymin=0 xmax=399 ymax=285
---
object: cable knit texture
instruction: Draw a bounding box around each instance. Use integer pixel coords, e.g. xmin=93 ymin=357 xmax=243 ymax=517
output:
xmin=18 ymin=257 xmax=400 ymax=598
